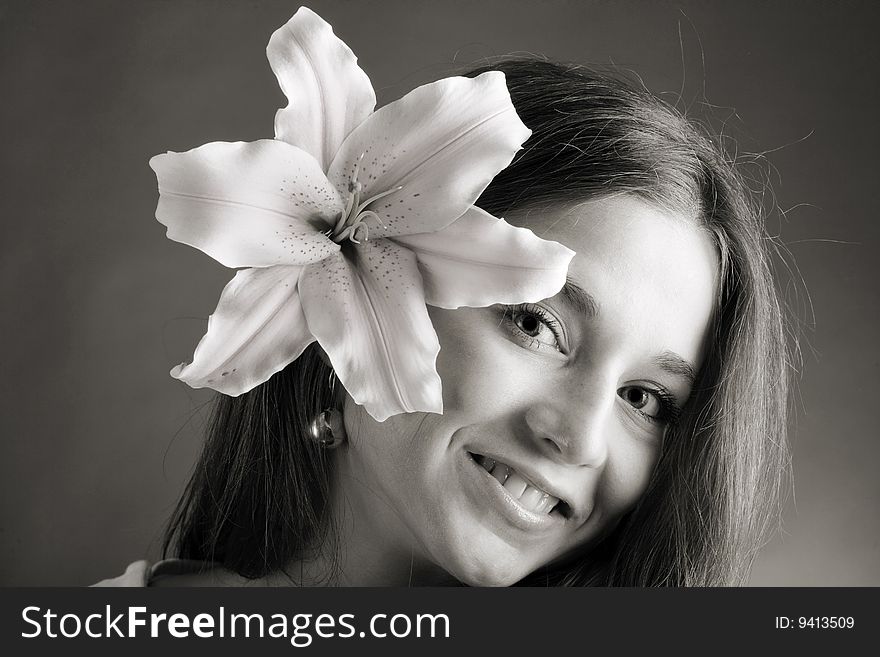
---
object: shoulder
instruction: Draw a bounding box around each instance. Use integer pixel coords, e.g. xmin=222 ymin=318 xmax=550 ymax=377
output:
xmin=91 ymin=558 xmax=287 ymax=587
xmin=90 ymin=560 xmax=152 ymax=587
xmin=90 ymin=559 xmax=221 ymax=587
xmin=148 ymin=560 xmax=256 ymax=587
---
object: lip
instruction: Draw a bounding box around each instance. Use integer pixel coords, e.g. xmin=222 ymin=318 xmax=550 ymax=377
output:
xmin=461 ymin=450 xmax=566 ymax=534
xmin=470 ymin=449 xmax=572 ymax=511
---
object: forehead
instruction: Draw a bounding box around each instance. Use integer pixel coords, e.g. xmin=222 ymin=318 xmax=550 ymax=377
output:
xmin=506 ymin=195 xmax=720 ymax=365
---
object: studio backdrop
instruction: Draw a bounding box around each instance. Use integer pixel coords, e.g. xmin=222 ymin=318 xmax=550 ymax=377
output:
xmin=0 ymin=0 xmax=877 ymax=585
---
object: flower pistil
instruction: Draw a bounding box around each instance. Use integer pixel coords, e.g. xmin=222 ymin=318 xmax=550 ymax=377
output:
xmin=328 ymin=153 xmax=401 ymax=245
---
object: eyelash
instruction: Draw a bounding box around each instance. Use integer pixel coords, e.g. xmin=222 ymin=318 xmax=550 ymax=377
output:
xmin=627 ymin=386 xmax=682 ymax=427
xmin=502 ymin=304 xmax=683 ymax=427
xmin=501 ymin=303 xmax=564 ymax=352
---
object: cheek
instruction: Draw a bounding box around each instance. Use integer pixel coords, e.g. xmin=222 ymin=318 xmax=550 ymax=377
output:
xmin=344 ymin=402 xmax=434 ymax=484
xmin=597 ymin=438 xmax=660 ymax=515
xmin=428 ymin=307 xmax=531 ymax=419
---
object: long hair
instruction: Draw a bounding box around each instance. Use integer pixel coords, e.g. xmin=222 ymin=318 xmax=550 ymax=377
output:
xmin=162 ymin=58 xmax=792 ymax=586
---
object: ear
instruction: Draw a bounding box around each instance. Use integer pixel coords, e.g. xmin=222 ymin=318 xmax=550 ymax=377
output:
xmin=326 ymin=408 xmax=348 ymax=446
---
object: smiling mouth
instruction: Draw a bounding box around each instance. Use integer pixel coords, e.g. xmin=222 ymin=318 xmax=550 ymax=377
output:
xmin=467 ymin=452 xmax=572 ymax=518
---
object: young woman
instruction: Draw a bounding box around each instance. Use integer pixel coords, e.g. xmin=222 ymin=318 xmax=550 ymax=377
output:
xmin=96 ymin=9 xmax=790 ymax=587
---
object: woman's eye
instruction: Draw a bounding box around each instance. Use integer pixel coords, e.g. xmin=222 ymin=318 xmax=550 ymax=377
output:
xmin=618 ymin=386 xmax=663 ymax=419
xmin=504 ymin=304 xmax=562 ymax=352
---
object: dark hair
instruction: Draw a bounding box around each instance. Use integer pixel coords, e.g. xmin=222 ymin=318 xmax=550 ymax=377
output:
xmin=163 ymin=58 xmax=791 ymax=586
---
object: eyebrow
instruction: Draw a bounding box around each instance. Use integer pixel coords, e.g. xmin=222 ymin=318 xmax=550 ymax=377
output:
xmin=653 ymin=351 xmax=697 ymax=386
xmin=561 ymin=278 xmax=599 ymax=318
xmin=560 ymin=278 xmax=697 ymax=385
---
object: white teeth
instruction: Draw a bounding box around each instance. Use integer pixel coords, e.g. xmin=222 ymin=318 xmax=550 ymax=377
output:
xmin=519 ymin=485 xmax=544 ymax=509
xmin=474 ymin=454 xmax=561 ymax=515
xmin=519 ymin=485 xmax=559 ymax=515
xmin=490 ymin=463 xmax=509 ymax=485
xmin=533 ymin=493 xmax=557 ymax=515
xmin=503 ymin=472 xmax=528 ymax=497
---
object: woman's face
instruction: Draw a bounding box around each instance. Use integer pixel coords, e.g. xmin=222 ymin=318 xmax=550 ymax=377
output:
xmin=338 ymin=195 xmax=719 ymax=585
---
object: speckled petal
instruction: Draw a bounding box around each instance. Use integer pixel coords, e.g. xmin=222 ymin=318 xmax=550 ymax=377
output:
xmin=268 ymin=6 xmax=376 ymax=170
xmin=150 ymin=140 xmax=343 ymax=268
xmin=298 ymin=240 xmax=442 ymax=421
xmin=392 ymin=206 xmax=575 ymax=309
xmin=171 ymin=265 xmax=314 ymax=395
xmin=326 ymin=72 xmax=531 ymax=239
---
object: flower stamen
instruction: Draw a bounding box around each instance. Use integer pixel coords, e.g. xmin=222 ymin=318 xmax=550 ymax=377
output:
xmin=330 ymin=155 xmax=400 ymax=244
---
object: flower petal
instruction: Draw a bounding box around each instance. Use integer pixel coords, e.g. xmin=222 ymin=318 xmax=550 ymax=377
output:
xmin=298 ymin=241 xmax=442 ymax=422
xmin=171 ymin=266 xmax=314 ymax=395
xmin=150 ymin=140 xmax=343 ymax=268
xmin=326 ymin=71 xmax=531 ymax=239
xmin=392 ymin=206 xmax=575 ymax=309
xmin=267 ymin=6 xmax=376 ymax=171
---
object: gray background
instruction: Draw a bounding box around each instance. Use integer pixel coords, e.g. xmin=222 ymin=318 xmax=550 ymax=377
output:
xmin=0 ymin=0 xmax=876 ymax=586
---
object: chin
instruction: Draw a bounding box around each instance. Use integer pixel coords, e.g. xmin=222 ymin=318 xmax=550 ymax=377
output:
xmin=432 ymin=536 xmax=540 ymax=587
xmin=447 ymin=561 xmax=525 ymax=587
xmin=413 ymin=471 xmax=570 ymax=586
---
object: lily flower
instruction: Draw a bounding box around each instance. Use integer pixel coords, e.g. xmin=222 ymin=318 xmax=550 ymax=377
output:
xmin=150 ymin=7 xmax=574 ymax=422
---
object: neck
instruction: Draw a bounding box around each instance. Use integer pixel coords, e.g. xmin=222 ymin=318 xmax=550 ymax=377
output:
xmin=271 ymin=450 xmax=457 ymax=587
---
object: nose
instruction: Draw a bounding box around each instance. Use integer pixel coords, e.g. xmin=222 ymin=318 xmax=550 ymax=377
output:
xmin=523 ymin=394 xmax=610 ymax=468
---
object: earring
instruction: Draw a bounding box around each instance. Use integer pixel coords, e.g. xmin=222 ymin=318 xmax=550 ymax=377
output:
xmin=309 ymin=408 xmax=345 ymax=448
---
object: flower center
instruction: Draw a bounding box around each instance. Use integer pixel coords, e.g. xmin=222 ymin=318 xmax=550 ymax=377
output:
xmin=328 ymin=154 xmax=400 ymax=245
